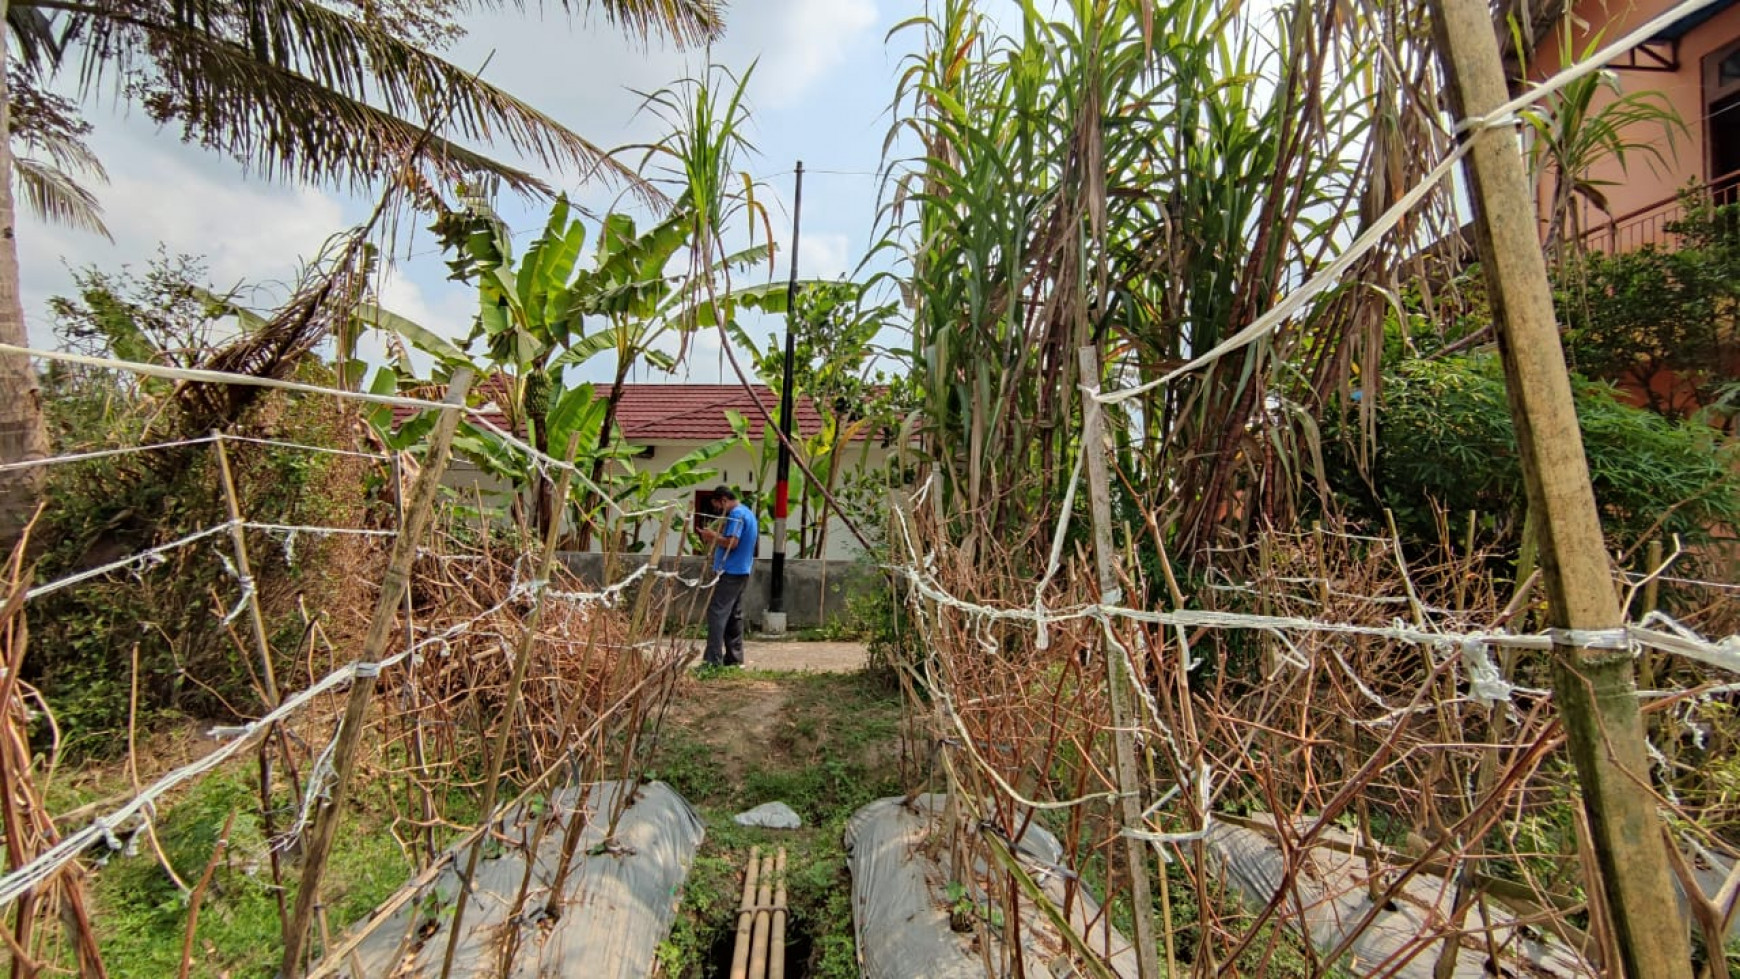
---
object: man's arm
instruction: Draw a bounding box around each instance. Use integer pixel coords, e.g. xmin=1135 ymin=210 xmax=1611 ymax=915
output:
xmin=700 ymin=513 xmax=741 ymax=551
xmin=717 ymin=510 xmax=743 ymax=552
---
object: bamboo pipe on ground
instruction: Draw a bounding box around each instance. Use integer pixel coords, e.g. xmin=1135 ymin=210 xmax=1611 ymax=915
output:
xmin=748 ymin=850 xmax=775 ymax=979
xmin=730 ymin=846 xmax=761 ymax=979
xmin=770 ymin=848 xmax=788 ymax=979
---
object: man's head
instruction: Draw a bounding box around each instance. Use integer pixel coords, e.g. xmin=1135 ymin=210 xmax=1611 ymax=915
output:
xmin=712 ymin=487 xmax=738 ymax=512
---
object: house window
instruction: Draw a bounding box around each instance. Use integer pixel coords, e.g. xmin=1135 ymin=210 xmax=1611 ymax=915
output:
xmin=694 ymin=488 xmax=724 ymax=535
xmin=1705 ymin=38 xmax=1740 ymax=194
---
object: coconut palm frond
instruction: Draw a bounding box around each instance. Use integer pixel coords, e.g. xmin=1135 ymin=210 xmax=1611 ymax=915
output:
xmin=586 ymin=0 xmax=725 ymax=47
xmin=129 ymin=29 xmax=569 ymax=195
xmin=8 ymin=6 xmax=71 ymax=75
xmin=13 ymin=120 xmax=107 ymax=184
xmin=12 ymin=155 xmax=110 ymax=240
xmin=59 ymin=0 xmax=658 ymax=201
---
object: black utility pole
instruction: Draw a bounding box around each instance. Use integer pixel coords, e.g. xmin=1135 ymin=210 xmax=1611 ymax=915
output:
xmin=768 ymin=162 xmax=803 ymax=626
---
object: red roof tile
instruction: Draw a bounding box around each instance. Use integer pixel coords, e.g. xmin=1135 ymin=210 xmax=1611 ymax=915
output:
xmin=391 ymin=382 xmax=856 ymax=443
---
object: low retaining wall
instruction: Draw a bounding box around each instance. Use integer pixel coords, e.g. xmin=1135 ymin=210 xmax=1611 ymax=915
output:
xmin=557 ymin=554 xmax=877 ymax=630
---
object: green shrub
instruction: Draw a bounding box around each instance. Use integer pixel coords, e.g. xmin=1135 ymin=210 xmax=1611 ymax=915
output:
xmin=1327 ymin=353 xmax=1740 ymax=556
xmin=25 ymin=257 xmax=381 ymax=755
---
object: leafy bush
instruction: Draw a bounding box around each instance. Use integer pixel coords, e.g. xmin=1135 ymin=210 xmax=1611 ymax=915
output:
xmin=1558 ymin=201 xmax=1740 ymax=422
xmin=1328 ymin=354 xmax=1740 ymax=555
xmin=26 ymin=258 xmax=381 ymax=754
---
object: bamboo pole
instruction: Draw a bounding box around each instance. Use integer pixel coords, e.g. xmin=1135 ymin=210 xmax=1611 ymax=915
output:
xmin=393 ymin=455 xmax=440 ymax=865
xmin=770 ymin=847 xmax=787 ymax=979
xmin=1638 ymin=538 xmax=1665 ymax=692
xmin=1077 ymin=345 xmax=1160 ymax=979
xmin=278 ymin=367 xmax=474 ymax=978
xmin=437 ymin=432 xmax=581 ymax=979
xmin=213 ymin=433 xmax=282 ymax=704
xmin=729 ymin=846 xmax=762 ymax=979
xmin=212 ymin=433 xmax=297 ymax=932
xmin=1428 ymin=5 xmax=1694 ymax=976
xmin=748 ymin=849 xmax=775 ymax=979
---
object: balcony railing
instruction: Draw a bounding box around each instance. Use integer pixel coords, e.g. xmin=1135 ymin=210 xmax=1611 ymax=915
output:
xmin=1578 ymin=168 xmax=1740 ymax=254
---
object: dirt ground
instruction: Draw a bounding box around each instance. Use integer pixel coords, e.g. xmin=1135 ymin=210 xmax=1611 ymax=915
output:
xmin=738 ymin=639 xmax=867 ymax=672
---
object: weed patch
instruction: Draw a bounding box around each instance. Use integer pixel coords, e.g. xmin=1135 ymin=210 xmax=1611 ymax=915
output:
xmin=651 ymin=669 xmax=903 ymax=978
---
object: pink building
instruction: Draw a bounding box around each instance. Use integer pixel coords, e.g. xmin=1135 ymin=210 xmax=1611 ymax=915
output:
xmin=1522 ymin=0 xmax=1740 ymax=251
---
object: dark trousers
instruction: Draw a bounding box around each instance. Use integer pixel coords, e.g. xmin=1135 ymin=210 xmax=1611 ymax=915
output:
xmin=704 ymin=572 xmax=750 ymax=666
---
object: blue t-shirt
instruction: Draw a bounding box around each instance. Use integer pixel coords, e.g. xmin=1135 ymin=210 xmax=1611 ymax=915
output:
xmin=714 ymin=502 xmax=758 ymax=575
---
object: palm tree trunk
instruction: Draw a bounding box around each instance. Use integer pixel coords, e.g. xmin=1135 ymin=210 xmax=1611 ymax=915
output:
xmin=0 ymin=0 xmax=49 ymax=561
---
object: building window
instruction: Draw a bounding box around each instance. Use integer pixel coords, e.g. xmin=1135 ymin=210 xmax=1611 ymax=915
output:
xmin=1706 ymin=38 xmax=1740 ymax=193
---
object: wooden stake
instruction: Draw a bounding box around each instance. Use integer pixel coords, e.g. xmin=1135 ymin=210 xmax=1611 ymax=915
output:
xmin=1077 ymin=345 xmax=1160 ymax=979
xmin=1428 ymin=5 xmax=1693 ymax=976
xmin=212 ymin=432 xmax=296 ymax=931
xmin=278 ymin=367 xmax=473 ymax=978
xmin=393 ymin=455 xmax=439 ymax=865
xmin=1638 ymin=538 xmax=1665 ymax=692
xmin=437 ymin=431 xmax=581 ymax=979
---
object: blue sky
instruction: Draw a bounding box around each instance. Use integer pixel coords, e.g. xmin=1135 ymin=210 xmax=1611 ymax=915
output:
xmin=18 ymin=0 xmax=914 ymax=384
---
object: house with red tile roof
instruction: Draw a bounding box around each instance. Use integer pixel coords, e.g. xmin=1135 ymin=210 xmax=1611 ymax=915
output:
xmin=398 ymin=383 xmax=893 ymax=560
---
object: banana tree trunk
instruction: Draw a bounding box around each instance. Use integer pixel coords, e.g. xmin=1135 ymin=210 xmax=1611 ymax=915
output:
xmin=574 ymin=357 xmax=630 ymax=552
xmin=0 ymin=0 xmax=48 ymax=561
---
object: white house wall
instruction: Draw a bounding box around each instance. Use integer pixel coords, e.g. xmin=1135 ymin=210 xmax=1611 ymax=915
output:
xmin=602 ymin=440 xmax=890 ymax=562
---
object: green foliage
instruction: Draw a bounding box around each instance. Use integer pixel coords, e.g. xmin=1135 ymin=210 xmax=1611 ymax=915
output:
xmin=362 ymin=193 xmax=749 ymax=533
xmin=735 ymin=280 xmax=910 ymax=559
xmin=1329 ymin=354 xmax=1740 ymax=553
xmin=86 ymin=769 xmax=411 ymax=978
xmin=1521 ymin=23 xmax=1684 ymax=246
xmin=1558 ymin=199 xmax=1740 ymax=421
xmin=884 ymin=0 xmax=1427 ymax=564
xmin=30 ymin=257 xmax=372 ymax=753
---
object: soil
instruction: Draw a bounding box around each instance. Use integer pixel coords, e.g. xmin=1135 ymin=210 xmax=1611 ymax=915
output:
xmin=739 ymin=639 xmax=867 ymax=672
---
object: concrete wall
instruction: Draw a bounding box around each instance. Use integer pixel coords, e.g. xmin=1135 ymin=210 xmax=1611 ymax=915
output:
xmin=557 ymin=552 xmax=880 ymax=630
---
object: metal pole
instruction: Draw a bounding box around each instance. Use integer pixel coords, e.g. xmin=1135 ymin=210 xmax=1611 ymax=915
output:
xmin=1429 ymin=3 xmax=1693 ymax=976
xmin=768 ymin=162 xmax=803 ymax=629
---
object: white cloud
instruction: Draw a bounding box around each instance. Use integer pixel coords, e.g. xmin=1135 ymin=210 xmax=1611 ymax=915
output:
xmin=754 ymin=0 xmax=879 ymax=108
xmin=19 ymin=128 xmax=350 ymax=345
xmin=799 ymin=231 xmax=852 ymax=280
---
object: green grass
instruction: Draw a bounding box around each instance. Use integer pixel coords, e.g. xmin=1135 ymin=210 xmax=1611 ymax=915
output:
xmin=649 ymin=669 xmax=904 ymax=978
xmin=76 ymin=769 xmax=413 ymax=978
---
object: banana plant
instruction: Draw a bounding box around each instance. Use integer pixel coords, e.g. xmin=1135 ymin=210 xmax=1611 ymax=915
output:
xmin=543 ymin=208 xmax=774 ymax=546
xmin=358 ymin=193 xmax=768 ymax=538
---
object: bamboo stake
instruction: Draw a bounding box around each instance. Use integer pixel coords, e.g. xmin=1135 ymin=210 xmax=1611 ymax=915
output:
xmin=1077 ymin=345 xmax=1160 ymax=979
xmin=1639 ymin=538 xmax=1665 ymax=691
xmin=770 ymin=847 xmax=787 ymax=979
xmin=437 ymin=431 xmax=581 ymax=979
xmin=748 ymin=849 xmax=775 ymax=979
xmin=212 ymin=433 xmax=282 ymax=704
xmin=393 ymin=455 xmax=439 ymax=865
xmin=212 ymin=433 xmax=295 ymax=931
xmin=278 ymin=367 xmax=474 ymax=978
xmin=729 ymin=846 xmax=762 ymax=979
xmin=1429 ymin=5 xmax=1694 ymax=976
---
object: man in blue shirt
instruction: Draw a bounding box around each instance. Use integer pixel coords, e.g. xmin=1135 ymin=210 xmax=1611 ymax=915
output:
xmin=697 ymin=486 xmax=758 ymax=667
